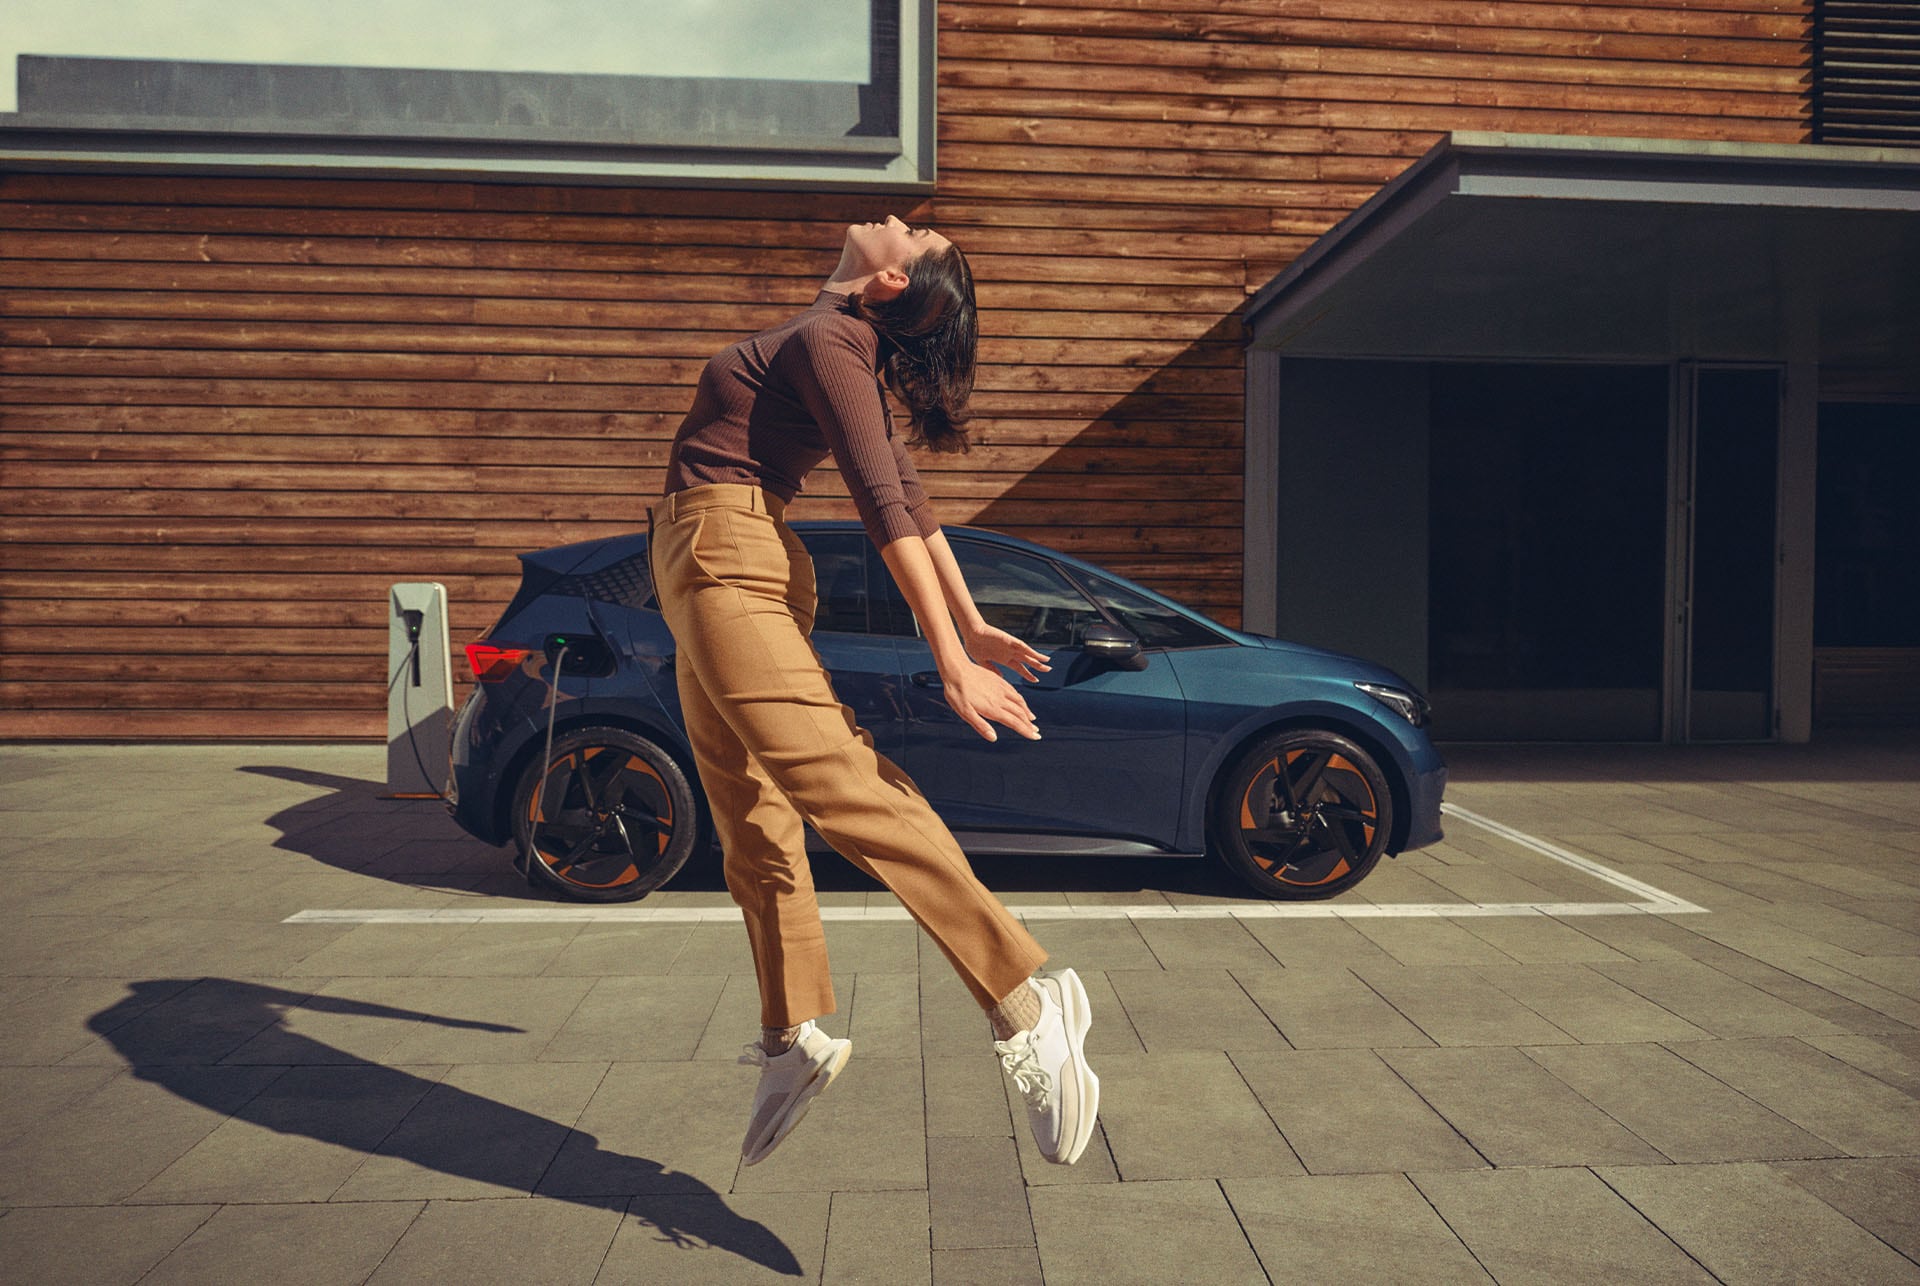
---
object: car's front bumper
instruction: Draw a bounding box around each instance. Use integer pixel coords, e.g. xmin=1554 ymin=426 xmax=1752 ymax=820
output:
xmin=1401 ymin=758 xmax=1447 ymax=852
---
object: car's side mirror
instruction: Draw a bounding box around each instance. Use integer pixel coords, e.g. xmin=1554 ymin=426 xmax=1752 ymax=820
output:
xmin=1079 ymin=622 xmax=1148 ymax=671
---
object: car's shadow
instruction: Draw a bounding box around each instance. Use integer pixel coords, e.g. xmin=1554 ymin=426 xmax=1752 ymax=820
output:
xmin=681 ymin=841 xmax=1262 ymax=900
xmin=240 ymin=763 xmax=1263 ymax=902
xmin=240 ymin=764 xmax=571 ymax=901
xmin=89 ymin=978 xmax=804 ymax=1276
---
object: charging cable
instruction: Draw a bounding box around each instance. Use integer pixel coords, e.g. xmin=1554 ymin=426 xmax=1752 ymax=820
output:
xmin=520 ymin=641 xmax=570 ymax=886
xmin=387 ymin=623 xmax=444 ymax=801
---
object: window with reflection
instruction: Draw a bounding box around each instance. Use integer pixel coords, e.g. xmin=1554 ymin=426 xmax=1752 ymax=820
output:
xmin=801 ymin=531 xmax=872 ymax=635
xmin=1069 ymin=568 xmax=1225 ymax=650
xmin=1 ymin=0 xmax=932 ymax=188
xmin=948 ymin=540 xmax=1106 ymax=649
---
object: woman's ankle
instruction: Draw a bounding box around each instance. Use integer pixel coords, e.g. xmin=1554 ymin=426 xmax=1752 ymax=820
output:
xmin=761 ymin=1024 xmax=804 ymax=1055
xmin=988 ymin=978 xmax=1042 ymax=1041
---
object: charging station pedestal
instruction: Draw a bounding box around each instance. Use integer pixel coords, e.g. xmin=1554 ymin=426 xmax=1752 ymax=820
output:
xmin=387 ymin=582 xmax=453 ymax=797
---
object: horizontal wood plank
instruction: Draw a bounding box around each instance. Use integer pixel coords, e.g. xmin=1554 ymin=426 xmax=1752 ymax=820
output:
xmin=0 ymin=204 xmax=1312 ymax=263
xmin=0 ymin=347 xmax=1240 ymax=397
xmin=0 ymin=261 xmax=1253 ymax=312
xmin=936 ymin=85 xmax=1805 ymax=139
xmin=940 ymin=60 xmax=1806 ymax=119
xmin=0 ymin=291 xmax=1246 ymax=341
xmin=0 ymin=319 xmax=1247 ymax=367
xmin=0 ymin=410 xmax=1243 ymax=449
xmin=939 ymin=30 xmax=1808 ymax=90
xmin=944 ymin=3 xmax=1805 ymax=43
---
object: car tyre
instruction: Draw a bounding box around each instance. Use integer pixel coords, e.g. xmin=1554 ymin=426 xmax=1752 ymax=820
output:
xmin=510 ymin=725 xmax=701 ymax=903
xmin=1211 ymin=728 xmax=1393 ymax=900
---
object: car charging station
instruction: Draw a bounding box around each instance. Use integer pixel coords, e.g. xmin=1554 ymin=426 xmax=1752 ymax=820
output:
xmin=385 ymin=582 xmax=454 ymax=798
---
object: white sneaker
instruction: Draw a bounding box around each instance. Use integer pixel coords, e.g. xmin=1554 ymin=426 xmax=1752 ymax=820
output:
xmin=736 ymin=1021 xmax=851 ymax=1166
xmin=993 ymin=968 xmax=1099 ymax=1165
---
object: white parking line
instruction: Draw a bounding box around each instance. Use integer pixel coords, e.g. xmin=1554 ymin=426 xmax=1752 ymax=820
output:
xmin=284 ymin=804 xmax=1708 ymax=925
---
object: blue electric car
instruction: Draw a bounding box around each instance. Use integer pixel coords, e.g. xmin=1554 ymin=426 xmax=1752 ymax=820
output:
xmin=446 ymin=523 xmax=1446 ymax=902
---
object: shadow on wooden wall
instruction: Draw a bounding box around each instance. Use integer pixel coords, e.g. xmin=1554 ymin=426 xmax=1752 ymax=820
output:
xmin=965 ymin=311 xmax=1246 ymax=629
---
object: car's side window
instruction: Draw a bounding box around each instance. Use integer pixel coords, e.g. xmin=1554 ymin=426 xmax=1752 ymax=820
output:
xmin=800 ymin=531 xmax=871 ymax=635
xmin=950 ymin=540 xmax=1107 ymax=649
xmin=867 ymin=543 xmax=922 ymax=638
xmin=1069 ymin=568 xmax=1227 ymax=650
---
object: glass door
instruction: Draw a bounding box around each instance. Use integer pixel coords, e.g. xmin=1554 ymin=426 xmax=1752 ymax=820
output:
xmin=1678 ymin=367 xmax=1781 ymax=741
xmin=1427 ymin=363 xmax=1670 ymax=740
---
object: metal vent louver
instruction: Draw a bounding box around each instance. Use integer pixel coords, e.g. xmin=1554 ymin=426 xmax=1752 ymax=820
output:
xmin=1813 ymin=1 xmax=1920 ymax=144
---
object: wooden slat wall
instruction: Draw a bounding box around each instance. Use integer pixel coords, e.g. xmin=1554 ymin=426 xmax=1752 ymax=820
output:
xmin=0 ymin=0 xmax=1812 ymax=739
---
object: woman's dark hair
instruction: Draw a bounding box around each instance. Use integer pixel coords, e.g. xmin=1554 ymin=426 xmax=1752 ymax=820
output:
xmin=853 ymin=242 xmax=977 ymax=454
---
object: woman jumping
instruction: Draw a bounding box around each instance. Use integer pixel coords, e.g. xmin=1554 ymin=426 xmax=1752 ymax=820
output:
xmin=647 ymin=214 xmax=1099 ymax=1166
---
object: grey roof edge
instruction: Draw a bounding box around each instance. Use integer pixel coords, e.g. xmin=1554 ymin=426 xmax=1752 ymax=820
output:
xmin=1447 ymin=130 xmax=1920 ymax=169
xmin=1245 ymin=131 xmax=1920 ymax=338
xmin=1243 ymin=135 xmax=1461 ymax=339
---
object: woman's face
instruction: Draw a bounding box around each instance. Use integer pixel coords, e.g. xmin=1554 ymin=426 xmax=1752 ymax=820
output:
xmin=838 ymin=214 xmax=952 ymax=277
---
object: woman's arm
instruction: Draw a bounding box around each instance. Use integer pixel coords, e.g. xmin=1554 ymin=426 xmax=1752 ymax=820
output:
xmin=786 ymin=312 xmax=1045 ymax=732
xmin=879 ymin=535 xmax=1041 ymax=742
xmin=923 ymin=529 xmax=986 ymax=638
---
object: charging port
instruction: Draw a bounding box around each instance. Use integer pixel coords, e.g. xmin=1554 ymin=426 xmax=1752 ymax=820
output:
xmin=544 ymin=633 xmax=615 ymax=677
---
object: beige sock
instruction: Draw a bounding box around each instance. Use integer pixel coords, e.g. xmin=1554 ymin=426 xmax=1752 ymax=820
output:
xmin=988 ymin=979 xmax=1042 ymax=1042
xmin=761 ymin=1024 xmax=803 ymax=1055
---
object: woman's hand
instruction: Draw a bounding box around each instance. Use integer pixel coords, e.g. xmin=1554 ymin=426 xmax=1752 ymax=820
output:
xmin=963 ymin=622 xmax=1051 ymax=683
xmin=942 ymin=660 xmax=1041 ymax=742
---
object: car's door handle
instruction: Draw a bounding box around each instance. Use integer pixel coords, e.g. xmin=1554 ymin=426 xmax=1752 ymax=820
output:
xmin=910 ymin=671 xmax=942 ymax=689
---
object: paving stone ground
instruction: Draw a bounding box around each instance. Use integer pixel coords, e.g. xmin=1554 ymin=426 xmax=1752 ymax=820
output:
xmin=0 ymin=733 xmax=1917 ymax=1283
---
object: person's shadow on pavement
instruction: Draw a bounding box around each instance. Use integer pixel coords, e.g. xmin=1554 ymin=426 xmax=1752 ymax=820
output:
xmin=89 ymin=978 xmax=801 ymax=1277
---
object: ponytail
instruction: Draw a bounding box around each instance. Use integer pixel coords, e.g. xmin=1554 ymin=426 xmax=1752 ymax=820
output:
xmin=852 ymin=243 xmax=977 ymax=454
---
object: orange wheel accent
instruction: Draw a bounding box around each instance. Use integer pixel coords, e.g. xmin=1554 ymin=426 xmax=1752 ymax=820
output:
xmin=1275 ymin=856 xmax=1351 ymax=887
xmin=1242 ymin=744 xmax=1381 ymax=886
xmin=627 ymin=756 xmax=674 ymax=855
xmin=1239 ymin=757 xmax=1279 ymax=831
xmin=528 ymin=751 xmax=575 ymax=834
xmin=560 ymin=752 xmax=668 ymax=888
xmin=529 ymin=750 xmax=673 ymax=884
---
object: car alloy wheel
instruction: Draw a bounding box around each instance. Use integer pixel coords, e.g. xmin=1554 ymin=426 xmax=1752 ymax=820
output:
xmin=510 ymin=725 xmax=701 ymax=902
xmin=1212 ymin=728 xmax=1393 ymax=899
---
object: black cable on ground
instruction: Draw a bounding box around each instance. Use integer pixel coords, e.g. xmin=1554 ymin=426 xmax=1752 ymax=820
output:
xmin=522 ymin=642 xmax=571 ymax=887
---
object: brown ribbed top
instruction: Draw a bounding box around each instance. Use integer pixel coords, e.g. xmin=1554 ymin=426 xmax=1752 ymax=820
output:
xmin=661 ymin=289 xmax=939 ymax=547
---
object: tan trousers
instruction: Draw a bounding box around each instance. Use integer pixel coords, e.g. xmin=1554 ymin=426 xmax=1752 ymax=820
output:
xmin=647 ymin=483 xmax=1048 ymax=1028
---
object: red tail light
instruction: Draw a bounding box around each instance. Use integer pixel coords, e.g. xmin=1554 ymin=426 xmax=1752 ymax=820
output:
xmin=465 ymin=641 xmax=532 ymax=683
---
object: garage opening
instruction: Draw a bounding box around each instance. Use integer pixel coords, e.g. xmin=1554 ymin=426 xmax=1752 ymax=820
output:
xmin=1428 ymin=363 xmax=1669 ymax=741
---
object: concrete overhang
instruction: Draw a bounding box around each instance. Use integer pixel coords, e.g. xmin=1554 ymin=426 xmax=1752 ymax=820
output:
xmin=1245 ymin=132 xmax=1920 ymax=390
